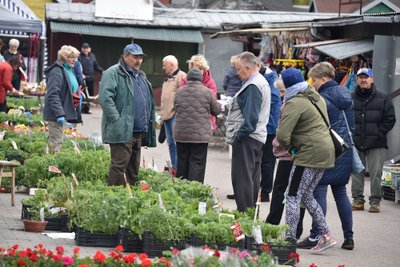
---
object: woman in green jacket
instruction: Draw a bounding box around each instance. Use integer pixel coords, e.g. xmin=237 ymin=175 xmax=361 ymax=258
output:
xmin=276 ymin=68 xmax=335 ymax=254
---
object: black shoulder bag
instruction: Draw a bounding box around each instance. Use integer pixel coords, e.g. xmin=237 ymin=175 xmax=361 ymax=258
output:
xmin=308 ymin=97 xmax=350 ymax=160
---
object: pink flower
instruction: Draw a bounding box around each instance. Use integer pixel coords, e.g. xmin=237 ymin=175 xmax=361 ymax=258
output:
xmin=239 ymin=251 xmax=250 ymax=259
xmin=62 ymin=256 xmax=74 ymax=265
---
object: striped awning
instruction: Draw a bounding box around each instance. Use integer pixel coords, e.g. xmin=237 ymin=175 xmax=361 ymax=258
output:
xmin=50 ymin=21 xmax=204 ymax=43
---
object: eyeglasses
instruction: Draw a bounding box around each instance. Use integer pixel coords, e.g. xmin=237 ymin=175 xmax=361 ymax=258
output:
xmin=67 ymin=55 xmax=77 ymax=60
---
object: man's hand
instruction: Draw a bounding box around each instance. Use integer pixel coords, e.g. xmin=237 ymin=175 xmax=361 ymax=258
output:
xmin=57 ymin=116 xmax=65 ymax=126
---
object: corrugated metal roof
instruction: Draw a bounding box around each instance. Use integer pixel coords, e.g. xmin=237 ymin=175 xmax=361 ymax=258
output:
xmin=50 ymin=21 xmax=204 ymax=43
xmin=45 ymin=3 xmax=340 ymax=30
xmin=314 ymin=39 xmax=374 ymax=59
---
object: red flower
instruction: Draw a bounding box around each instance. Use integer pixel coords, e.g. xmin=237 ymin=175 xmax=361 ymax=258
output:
xmin=310 ymin=264 xmax=318 ymax=267
xmin=115 ymin=245 xmax=125 ymax=252
xmin=35 ymin=244 xmax=44 ymax=249
xmin=259 ymin=244 xmax=271 ymax=253
xmin=29 ymin=253 xmax=39 ymax=262
xmin=79 ymin=265 xmax=89 ymax=267
xmin=142 ymin=258 xmax=152 ymax=266
xmin=123 ymin=253 xmax=137 ymax=264
xmin=38 ymin=248 xmax=47 ymax=255
xmin=213 ymin=250 xmax=220 ymax=258
xmin=141 ymin=182 xmax=149 ymax=191
xmin=172 ymin=248 xmax=180 ymax=255
xmin=18 ymin=251 xmax=28 ymax=258
xmin=289 ymin=252 xmax=300 ymax=263
xmin=17 ymin=259 xmax=26 ymax=266
xmin=140 ymin=253 xmax=149 ymax=261
xmin=55 ymin=246 xmax=64 ymax=255
xmin=73 ymin=247 xmax=80 ymax=254
xmin=230 ymin=248 xmax=239 ymax=254
xmin=157 ymin=257 xmax=172 ymax=266
xmin=62 ymin=256 xmax=74 ymax=265
xmin=12 ymin=244 xmax=19 ymax=250
xmin=338 ymin=265 xmax=345 ymax=267
xmin=93 ymin=251 xmax=106 ymax=263
xmin=53 ymin=254 xmax=62 ymax=262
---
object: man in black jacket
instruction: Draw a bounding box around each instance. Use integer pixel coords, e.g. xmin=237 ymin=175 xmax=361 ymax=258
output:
xmin=351 ymin=68 xmax=396 ymax=213
xmin=78 ymin=42 xmax=103 ymax=114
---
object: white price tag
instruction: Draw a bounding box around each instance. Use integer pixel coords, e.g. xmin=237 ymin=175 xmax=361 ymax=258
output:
xmin=198 ymin=201 xmax=207 ymax=215
xmin=10 ymin=140 xmax=18 ymax=150
xmin=252 ymin=225 xmax=263 ymax=244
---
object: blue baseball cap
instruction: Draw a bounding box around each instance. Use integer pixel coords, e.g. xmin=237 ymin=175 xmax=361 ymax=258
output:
xmin=123 ymin=43 xmax=147 ymax=56
xmin=357 ymin=68 xmax=373 ymax=77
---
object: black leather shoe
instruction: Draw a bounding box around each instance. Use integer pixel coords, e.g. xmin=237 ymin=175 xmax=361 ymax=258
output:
xmin=261 ymin=193 xmax=270 ymax=202
xmin=341 ymin=239 xmax=354 ymax=250
xmin=226 ymin=194 xmax=235 ymax=199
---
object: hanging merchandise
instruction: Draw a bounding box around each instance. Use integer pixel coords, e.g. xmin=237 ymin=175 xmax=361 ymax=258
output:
xmin=340 ymin=63 xmax=353 ymax=86
xmin=344 ymin=65 xmax=357 ymax=92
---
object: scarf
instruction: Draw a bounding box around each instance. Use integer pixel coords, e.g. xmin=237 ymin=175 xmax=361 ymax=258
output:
xmin=284 ymin=81 xmax=309 ymax=102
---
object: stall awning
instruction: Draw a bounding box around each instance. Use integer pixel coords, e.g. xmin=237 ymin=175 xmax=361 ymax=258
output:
xmin=0 ymin=5 xmax=42 ymax=34
xmin=50 ymin=21 xmax=204 ymax=43
xmin=211 ymin=27 xmax=310 ymax=39
xmin=314 ymin=39 xmax=374 ymax=60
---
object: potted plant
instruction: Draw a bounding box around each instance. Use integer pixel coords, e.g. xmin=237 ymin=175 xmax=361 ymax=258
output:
xmin=22 ymin=206 xmax=48 ymax=232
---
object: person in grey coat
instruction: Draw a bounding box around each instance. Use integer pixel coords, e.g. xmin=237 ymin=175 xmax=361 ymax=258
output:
xmin=174 ymin=68 xmax=221 ymax=183
xmin=43 ymin=45 xmax=80 ymax=153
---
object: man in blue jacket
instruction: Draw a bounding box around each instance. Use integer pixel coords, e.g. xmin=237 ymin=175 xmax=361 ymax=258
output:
xmin=260 ymin=67 xmax=282 ymax=202
xmin=99 ymin=43 xmax=156 ymax=186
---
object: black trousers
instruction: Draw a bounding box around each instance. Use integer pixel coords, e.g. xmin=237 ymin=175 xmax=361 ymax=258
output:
xmin=176 ymin=142 xmax=208 ymax=184
xmin=260 ymin=134 xmax=276 ymax=195
xmin=266 ymin=159 xmax=304 ymax=238
xmin=232 ymin=137 xmax=263 ymax=212
xmin=108 ymin=133 xmax=142 ymax=186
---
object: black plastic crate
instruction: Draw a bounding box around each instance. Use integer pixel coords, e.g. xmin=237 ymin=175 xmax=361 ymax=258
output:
xmin=382 ymin=186 xmax=395 ymax=201
xmin=142 ymin=232 xmax=194 ymax=258
xmin=195 ymin=237 xmax=244 ymax=251
xmin=117 ymin=227 xmax=143 ymax=253
xmin=75 ymin=227 xmax=117 ymax=247
xmin=245 ymin=237 xmax=296 ymax=266
xmin=45 ymin=216 xmax=71 ymax=232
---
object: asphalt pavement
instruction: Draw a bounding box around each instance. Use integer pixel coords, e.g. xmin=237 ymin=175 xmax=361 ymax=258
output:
xmin=1 ymin=105 xmax=399 ymax=267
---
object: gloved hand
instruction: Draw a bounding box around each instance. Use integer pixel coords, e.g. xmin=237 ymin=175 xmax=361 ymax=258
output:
xmin=56 ymin=116 xmax=65 ymax=126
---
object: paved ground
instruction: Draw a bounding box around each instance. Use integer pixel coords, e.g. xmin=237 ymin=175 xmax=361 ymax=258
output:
xmin=1 ymin=105 xmax=400 ymax=266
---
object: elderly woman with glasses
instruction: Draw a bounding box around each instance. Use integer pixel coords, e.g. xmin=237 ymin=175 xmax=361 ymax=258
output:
xmin=43 ymin=45 xmax=80 ymax=153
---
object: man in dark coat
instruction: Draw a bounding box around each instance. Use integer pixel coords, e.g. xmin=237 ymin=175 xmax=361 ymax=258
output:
xmin=78 ymin=42 xmax=103 ymax=114
xmin=351 ymin=68 xmax=396 ymax=213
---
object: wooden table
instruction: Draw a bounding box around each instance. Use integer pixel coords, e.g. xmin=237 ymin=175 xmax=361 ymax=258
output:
xmin=0 ymin=160 xmax=21 ymax=206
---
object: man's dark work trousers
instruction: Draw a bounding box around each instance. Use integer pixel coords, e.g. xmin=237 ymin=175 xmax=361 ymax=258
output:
xmin=108 ymin=133 xmax=142 ymax=186
xmin=232 ymin=136 xmax=263 ymax=212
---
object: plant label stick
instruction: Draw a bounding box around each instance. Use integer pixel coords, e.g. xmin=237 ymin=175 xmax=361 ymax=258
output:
xmin=158 ymin=193 xmax=166 ymax=212
xmin=72 ymin=173 xmax=79 ymax=186
xmin=123 ymin=173 xmax=132 ymax=197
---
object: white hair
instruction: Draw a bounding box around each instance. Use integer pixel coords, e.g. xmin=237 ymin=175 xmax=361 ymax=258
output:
xmin=163 ymin=55 xmax=178 ymax=65
xmin=9 ymin=38 xmax=20 ymax=47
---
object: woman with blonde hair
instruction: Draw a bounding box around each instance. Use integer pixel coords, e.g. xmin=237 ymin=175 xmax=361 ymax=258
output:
xmin=180 ymin=54 xmax=218 ymax=131
xmin=43 ymin=45 xmax=80 ymax=152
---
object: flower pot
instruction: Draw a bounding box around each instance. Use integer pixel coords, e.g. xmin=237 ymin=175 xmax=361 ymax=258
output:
xmin=23 ymin=219 xmax=48 ymax=233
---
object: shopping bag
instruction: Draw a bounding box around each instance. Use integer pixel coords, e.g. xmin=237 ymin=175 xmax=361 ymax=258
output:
xmin=352 ymin=146 xmax=365 ymax=174
xmin=158 ymin=123 xmax=166 ymax=144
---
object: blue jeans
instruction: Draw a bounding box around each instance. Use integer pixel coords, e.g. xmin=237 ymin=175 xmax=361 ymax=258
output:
xmin=164 ymin=116 xmax=177 ymax=168
xmin=310 ymin=184 xmax=353 ymax=240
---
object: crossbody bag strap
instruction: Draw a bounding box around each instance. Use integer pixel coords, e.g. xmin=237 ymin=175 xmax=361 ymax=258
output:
xmin=342 ymin=110 xmax=355 ymax=146
xmin=307 ymin=96 xmax=330 ymax=129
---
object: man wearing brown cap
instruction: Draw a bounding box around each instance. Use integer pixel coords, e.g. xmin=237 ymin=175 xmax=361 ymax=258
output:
xmin=99 ymin=43 xmax=156 ymax=186
xmin=78 ymin=42 xmax=103 ymax=114
xmin=351 ymin=68 xmax=396 ymax=213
